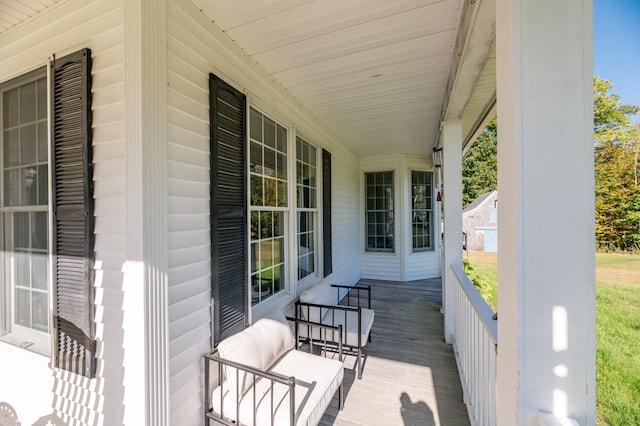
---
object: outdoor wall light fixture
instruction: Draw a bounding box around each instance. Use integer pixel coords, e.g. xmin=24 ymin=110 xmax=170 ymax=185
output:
xmin=432 ymin=147 xmax=443 ymax=168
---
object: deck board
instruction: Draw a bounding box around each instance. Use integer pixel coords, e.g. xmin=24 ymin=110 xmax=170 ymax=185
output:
xmin=319 ymin=278 xmax=470 ymax=426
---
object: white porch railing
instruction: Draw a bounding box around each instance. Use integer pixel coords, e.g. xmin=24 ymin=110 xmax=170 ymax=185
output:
xmin=450 ymin=263 xmax=498 ymax=426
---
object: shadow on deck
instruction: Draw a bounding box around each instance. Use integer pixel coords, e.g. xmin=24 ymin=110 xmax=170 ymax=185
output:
xmin=320 ymin=278 xmax=469 ymax=426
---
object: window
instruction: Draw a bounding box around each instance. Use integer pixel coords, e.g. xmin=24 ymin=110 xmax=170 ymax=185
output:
xmin=249 ymin=108 xmax=287 ymax=305
xmin=0 ymin=69 xmax=49 ymax=352
xmin=365 ymin=171 xmax=394 ymax=251
xmin=0 ymin=49 xmax=95 ymax=377
xmin=296 ymin=136 xmax=317 ymax=280
xmin=411 ymin=171 xmax=433 ymax=251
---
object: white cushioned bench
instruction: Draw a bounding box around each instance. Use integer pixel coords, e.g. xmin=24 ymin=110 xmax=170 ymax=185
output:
xmin=296 ymin=279 xmax=374 ymax=379
xmin=204 ymin=312 xmax=344 ymax=426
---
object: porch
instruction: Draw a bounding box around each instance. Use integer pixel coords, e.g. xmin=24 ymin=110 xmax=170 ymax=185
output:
xmin=319 ymin=278 xmax=470 ymax=426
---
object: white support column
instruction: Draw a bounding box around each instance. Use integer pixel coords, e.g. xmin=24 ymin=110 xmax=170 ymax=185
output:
xmin=496 ymin=0 xmax=595 ymax=424
xmin=124 ymin=0 xmax=170 ymax=424
xmin=441 ymin=121 xmax=463 ymax=344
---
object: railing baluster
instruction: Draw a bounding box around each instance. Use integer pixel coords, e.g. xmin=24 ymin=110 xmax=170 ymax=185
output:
xmin=450 ymin=263 xmax=498 ymax=426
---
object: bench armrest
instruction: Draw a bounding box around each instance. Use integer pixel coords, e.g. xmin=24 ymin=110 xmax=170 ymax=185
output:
xmin=295 ymin=301 xmax=365 ymax=346
xmin=286 ymin=316 xmax=343 ymax=359
xmin=331 ymin=284 xmax=372 ymax=309
xmin=204 ymin=350 xmax=295 ymax=425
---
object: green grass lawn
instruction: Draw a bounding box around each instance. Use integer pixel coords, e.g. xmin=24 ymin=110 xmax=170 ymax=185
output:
xmin=465 ymin=252 xmax=640 ymax=425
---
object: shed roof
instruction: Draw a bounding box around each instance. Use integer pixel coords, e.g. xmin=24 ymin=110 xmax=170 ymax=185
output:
xmin=463 ymin=190 xmax=497 ymax=214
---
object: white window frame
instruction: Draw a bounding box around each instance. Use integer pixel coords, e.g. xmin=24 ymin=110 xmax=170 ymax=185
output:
xmin=0 ymin=66 xmax=51 ymax=355
xmin=410 ymin=170 xmax=434 ymax=252
xmin=247 ymin=103 xmax=294 ymax=312
xmin=365 ymin=171 xmax=395 ymax=252
xmin=295 ymin=134 xmax=319 ymax=286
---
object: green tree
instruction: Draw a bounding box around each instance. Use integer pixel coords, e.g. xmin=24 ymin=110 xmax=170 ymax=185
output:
xmin=593 ymin=77 xmax=640 ymax=250
xmin=462 ymin=118 xmax=497 ymax=208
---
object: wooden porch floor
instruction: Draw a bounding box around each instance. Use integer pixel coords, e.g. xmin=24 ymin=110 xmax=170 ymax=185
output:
xmin=320 ymin=278 xmax=470 ymax=426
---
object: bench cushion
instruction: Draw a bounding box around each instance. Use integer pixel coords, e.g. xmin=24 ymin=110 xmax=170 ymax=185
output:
xmin=329 ymin=308 xmax=374 ymax=348
xmin=216 ymin=312 xmax=295 ymax=398
xmin=211 ymin=349 xmax=343 ymax=426
xmin=299 ymin=280 xmax=338 ymax=323
xmin=297 ymin=307 xmax=374 ymax=348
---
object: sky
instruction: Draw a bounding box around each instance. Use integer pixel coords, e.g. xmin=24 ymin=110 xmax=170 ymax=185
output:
xmin=594 ymin=0 xmax=640 ymax=116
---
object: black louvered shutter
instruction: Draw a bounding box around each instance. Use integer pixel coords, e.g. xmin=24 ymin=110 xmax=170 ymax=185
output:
xmin=322 ymin=149 xmax=332 ymax=277
xmin=51 ymin=48 xmax=95 ymax=377
xmin=209 ymin=74 xmax=248 ymax=343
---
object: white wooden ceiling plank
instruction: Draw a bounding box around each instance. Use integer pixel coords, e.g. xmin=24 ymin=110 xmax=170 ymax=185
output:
xmin=315 ymin=100 xmax=436 ymax=122
xmin=293 ymin=68 xmax=449 ymax=101
xmin=281 ymin=55 xmax=437 ymax=91
xmin=298 ymin=78 xmax=445 ymax=108
xmin=198 ymin=0 xmax=315 ymax=30
xmin=282 ymin=53 xmax=452 ymax=95
xmin=326 ymin=111 xmax=438 ymax=129
xmin=3 ymin=0 xmax=38 ymax=15
xmin=252 ymin=24 xmax=457 ymax=76
xmin=225 ymin=0 xmax=449 ymax=54
xmin=0 ymin=3 xmax=26 ymax=23
xmin=269 ymin=40 xmax=453 ymax=89
xmin=260 ymin=30 xmax=455 ymax=74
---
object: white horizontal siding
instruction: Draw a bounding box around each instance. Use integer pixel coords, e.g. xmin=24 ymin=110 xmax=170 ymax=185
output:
xmin=167 ymin=0 xmax=362 ymax=423
xmin=358 ymin=154 xmax=439 ymax=281
xmin=406 ymin=251 xmax=441 ymax=281
xmin=404 ymin=155 xmax=440 ymax=280
xmin=360 ymin=156 xmax=404 ymax=281
xmin=0 ymin=1 xmax=127 ymax=425
xmin=166 ymin=2 xmax=215 ymax=425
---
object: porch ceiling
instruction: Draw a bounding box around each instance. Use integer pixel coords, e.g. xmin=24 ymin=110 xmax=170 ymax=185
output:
xmin=0 ymin=0 xmax=497 ymax=158
xmin=192 ymin=0 xmax=466 ymax=157
xmin=0 ymin=0 xmax=61 ymax=34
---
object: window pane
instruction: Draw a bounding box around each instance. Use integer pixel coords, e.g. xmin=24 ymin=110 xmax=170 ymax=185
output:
xmin=3 ymin=87 xmax=19 ymax=127
xmin=250 ymin=108 xmax=262 ymax=141
xmin=32 ymin=211 xmax=47 ymax=250
xmin=4 ymin=129 xmax=19 ymax=167
xmin=21 ymin=124 xmax=37 ymax=165
xmin=365 ymin=171 xmax=394 ymax=251
xmin=32 ymin=291 xmax=48 ymax=332
xmin=277 ymin=125 xmax=287 ymax=153
xmin=276 ymin=153 xmax=286 ymax=179
xmin=16 ymin=251 xmax=30 ymax=287
xmin=250 ymin=175 xmax=263 ymax=206
xmin=36 ymin=78 xmax=47 ymax=120
xmin=4 ymin=169 xmax=20 ymax=206
xmin=250 ymin=141 xmax=262 ymax=172
xmin=264 ymin=117 xmax=275 ymax=148
xmin=274 ymin=211 xmax=284 ymax=237
xmin=37 ymin=164 xmax=48 ymax=205
xmin=276 ymin=181 xmax=287 ymax=207
xmin=37 ymin=121 xmax=47 ymax=162
xmin=20 ymin=82 xmax=37 ymax=123
xmin=15 ymin=288 xmax=30 ymax=327
xmin=24 ymin=167 xmax=38 ymax=205
xmin=411 ymin=171 xmax=433 ymax=251
xmin=32 ymin=253 xmax=48 ymax=290
xmin=263 ymin=147 xmax=276 ymax=175
xmin=15 ymin=212 xmax=29 ymax=248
